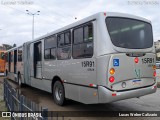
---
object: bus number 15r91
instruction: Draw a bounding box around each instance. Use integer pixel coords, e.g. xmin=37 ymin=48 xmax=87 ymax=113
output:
xmin=82 ymin=61 xmax=94 ymax=67
xmin=142 ymin=58 xmax=154 ymax=64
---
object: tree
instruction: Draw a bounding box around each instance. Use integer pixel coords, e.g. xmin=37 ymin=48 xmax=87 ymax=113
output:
xmin=13 ymin=44 xmax=16 ymax=47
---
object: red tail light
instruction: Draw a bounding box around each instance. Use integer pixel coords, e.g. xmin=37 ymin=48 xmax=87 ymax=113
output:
xmin=112 ymin=93 xmax=116 ymax=96
xmin=109 ymin=76 xmax=115 ymax=83
xmin=134 ymin=57 xmax=139 ymax=63
xmin=153 ymin=71 xmax=156 ymax=77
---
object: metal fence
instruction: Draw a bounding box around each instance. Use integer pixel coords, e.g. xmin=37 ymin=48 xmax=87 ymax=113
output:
xmin=3 ymin=79 xmax=48 ymax=120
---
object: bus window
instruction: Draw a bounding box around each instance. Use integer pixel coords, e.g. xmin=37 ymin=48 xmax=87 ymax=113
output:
xmin=57 ymin=31 xmax=71 ymax=60
xmin=51 ymin=48 xmax=56 ymax=59
xmin=44 ymin=49 xmax=50 ymax=59
xmin=45 ymin=36 xmax=56 ymax=49
xmin=73 ymin=24 xmax=93 ymax=59
xmin=84 ymin=24 xmax=93 ymax=41
xmin=106 ymin=17 xmax=153 ymax=49
xmin=11 ymin=52 xmax=13 ymax=62
xmin=18 ymin=47 xmax=23 ymax=62
xmin=58 ymin=34 xmax=65 ymax=47
xmin=44 ymin=36 xmax=57 ymax=60
xmin=73 ymin=27 xmax=83 ymax=44
xmin=65 ymin=32 xmax=71 ymax=45
xmin=57 ymin=47 xmax=71 ymax=60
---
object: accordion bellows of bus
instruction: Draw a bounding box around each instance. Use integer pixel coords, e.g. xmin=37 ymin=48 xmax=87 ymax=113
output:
xmin=5 ymin=12 xmax=157 ymax=106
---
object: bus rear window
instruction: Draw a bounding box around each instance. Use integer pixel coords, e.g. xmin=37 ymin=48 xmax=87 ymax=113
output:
xmin=106 ymin=17 xmax=153 ymax=49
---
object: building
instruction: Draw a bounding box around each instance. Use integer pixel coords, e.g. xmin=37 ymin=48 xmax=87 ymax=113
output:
xmin=0 ymin=44 xmax=12 ymax=50
xmin=154 ymin=40 xmax=160 ymax=60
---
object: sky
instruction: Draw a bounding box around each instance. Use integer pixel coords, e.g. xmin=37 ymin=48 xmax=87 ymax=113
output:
xmin=0 ymin=0 xmax=160 ymax=46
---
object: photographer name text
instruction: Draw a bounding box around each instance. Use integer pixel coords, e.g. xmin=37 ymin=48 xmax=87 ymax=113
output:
xmin=1 ymin=0 xmax=34 ymax=5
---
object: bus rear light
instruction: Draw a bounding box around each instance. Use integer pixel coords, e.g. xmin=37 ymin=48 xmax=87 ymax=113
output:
xmin=153 ymin=71 xmax=156 ymax=77
xmin=152 ymin=85 xmax=157 ymax=89
xmin=112 ymin=93 xmax=116 ymax=96
xmin=109 ymin=76 xmax=115 ymax=83
xmin=90 ymin=84 xmax=93 ymax=87
xmin=134 ymin=57 xmax=139 ymax=63
xmin=109 ymin=68 xmax=115 ymax=75
xmin=89 ymin=84 xmax=97 ymax=87
xmin=104 ymin=12 xmax=106 ymax=16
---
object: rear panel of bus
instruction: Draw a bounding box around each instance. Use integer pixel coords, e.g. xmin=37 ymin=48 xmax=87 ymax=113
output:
xmin=97 ymin=14 xmax=156 ymax=103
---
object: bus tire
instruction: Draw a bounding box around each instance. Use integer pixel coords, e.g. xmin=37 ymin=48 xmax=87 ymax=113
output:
xmin=18 ymin=73 xmax=22 ymax=87
xmin=53 ymin=81 xmax=65 ymax=106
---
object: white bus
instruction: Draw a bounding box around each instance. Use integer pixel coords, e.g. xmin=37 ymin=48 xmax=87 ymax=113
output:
xmin=5 ymin=12 xmax=157 ymax=105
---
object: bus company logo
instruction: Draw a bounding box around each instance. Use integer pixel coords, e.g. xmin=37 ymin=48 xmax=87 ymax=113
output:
xmin=113 ymin=59 xmax=119 ymax=66
xmin=2 ymin=112 xmax=11 ymax=117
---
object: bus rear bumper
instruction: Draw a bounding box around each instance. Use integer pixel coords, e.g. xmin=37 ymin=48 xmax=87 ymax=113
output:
xmin=98 ymin=84 xmax=157 ymax=103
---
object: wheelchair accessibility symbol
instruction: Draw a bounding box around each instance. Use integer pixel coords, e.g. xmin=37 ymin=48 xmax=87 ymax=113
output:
xmin=113 ymin=59 xmax=119 ymax=66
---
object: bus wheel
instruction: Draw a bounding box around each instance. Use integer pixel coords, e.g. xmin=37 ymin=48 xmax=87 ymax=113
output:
xmin=18 ymin=74 xmax=22 ymax=87
xmin=53 ymin=81 xmax=65 ymax=106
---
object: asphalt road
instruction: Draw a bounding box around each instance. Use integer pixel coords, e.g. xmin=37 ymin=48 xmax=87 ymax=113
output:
xmin=0 ymin=75 xmax=160 ymax=120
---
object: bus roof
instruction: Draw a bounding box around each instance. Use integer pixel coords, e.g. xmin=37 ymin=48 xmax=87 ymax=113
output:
xmin=28 ymin=12 xmax=151 ymax=44
xmin=5 ymin=12 xmax=152 ymax=52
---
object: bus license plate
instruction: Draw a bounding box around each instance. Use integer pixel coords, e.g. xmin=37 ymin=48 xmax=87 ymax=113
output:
xmin=132 ymin=79 xmax=141 ymax=85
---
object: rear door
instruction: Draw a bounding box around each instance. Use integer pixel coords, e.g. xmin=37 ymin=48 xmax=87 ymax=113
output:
xmin=34 ymin=42 xmax=42 ymax=79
